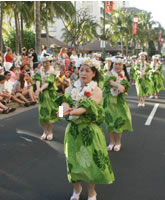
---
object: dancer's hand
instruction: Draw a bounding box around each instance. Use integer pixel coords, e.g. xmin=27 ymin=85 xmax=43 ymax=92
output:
xmin=117 ymin=85 xmax=125 ymax=93
xmin=63 ymin=108 xmax=73 ymax=116
xmin=56 ymin=108 xmax=73 ymax=117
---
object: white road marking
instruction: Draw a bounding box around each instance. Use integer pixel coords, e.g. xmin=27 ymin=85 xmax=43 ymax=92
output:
xmin=145 ymin=103 xmax=159 ymax=126
xmin=20 ymin=136 xmax=33 ymax=142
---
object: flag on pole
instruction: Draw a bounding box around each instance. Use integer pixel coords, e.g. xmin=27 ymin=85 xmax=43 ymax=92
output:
xmin=133 ymin=17 xmax=138 ymax=35
xmin=105 ymin=1 xmax=113 ymax=13
xmin=158 ymin=32 xmax=162 ymax=42
xmin=133 ymin=22 xmax=138 ymax=34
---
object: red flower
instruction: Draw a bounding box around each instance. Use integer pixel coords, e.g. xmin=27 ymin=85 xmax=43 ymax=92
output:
xmin=119 ymin=74 xmax=124 ymax=78
xmin=84 ymin=91 xmax=91 ymax=97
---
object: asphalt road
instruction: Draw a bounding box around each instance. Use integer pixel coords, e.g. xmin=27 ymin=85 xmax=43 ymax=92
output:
xmin=0 ymin=84 xmax=165 ymax=200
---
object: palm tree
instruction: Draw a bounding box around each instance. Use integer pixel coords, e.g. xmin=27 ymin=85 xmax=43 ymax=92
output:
xmin=40 ymin=1 xmax=75 ymax=47
xmin=34 ymin=1 xmax=41 ymax=55
xmin=0 ymin=2 xmax=3 ymax=58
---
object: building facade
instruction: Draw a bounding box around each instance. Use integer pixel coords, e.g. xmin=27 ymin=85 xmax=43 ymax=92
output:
xmin=48 ymin=1 xmax=130 ymax=41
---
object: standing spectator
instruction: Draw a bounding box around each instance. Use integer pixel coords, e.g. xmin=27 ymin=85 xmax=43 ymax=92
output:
xmin=30 ymin=48 xmax=38 ymax=70
xmin=47 ymin=44 xmax=55 ymax=56
xmin=4 ymin=48 xmax=14 ymax=71
xmin=41 ymin=46 xmax=51 ymax=58
xmin=58 ymin=48 xmax=68 ymax=71
xmin=65 ymin=48 xmax=70 ymax=70
xmin=70 ymin=50 xmax=78 ymax=68
xmin=22 ymin=47 xmax=30 ymax=67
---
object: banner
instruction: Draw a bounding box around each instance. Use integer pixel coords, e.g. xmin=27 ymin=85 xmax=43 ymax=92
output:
xmin=158 ymin=32 xmax=162 ymax=42
xmin=105 ymin=1 xmax=113 ymax=13
xmin=133 ymin=22 xmax=138 ymax=35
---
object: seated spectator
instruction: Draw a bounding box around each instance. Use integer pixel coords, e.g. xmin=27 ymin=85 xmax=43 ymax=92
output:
xmin=19 ymin=66 xmax=26 ymax=75
xmin=14 ymin=73 xmax=37 ymax=104
xmin=22 ymin=47 xmax=30 ymax=67
xmin=24 ymin=64 xmax=32 ymax=76
xmin=10 ymin=66 xmax=19 ymax=85
xmin=65 ymin=71 xmax=71 ymax=86
xmin=0 ymin=66 xmax=4 ymax=75
xmin=0 ymin=101 xmax=16 ymax=114
xmin=4 ymin=48 xmax=14 ymax=71
xmin=0 ymin=75 xmax=16 ymax=113
xmin=56 ymin=70 xmax=69 ymax=93
xmin=70 ymin=67 xmax=79 ymax=83
xmin=4 ymin=71 xmax=32 ymax=107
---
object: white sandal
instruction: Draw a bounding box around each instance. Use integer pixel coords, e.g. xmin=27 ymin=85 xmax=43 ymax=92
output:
xmin=40 ymin=132 xmax=47 ymax=140
xmin=47 ymin=133 xmax=53 ymax=141
xmin=70 ymin=187 xmax=82 ymax=200
xmin=107 ymin=144 xmax=115 ymax=151
xmin=114 ymin=144 xmax=121 ymax=152
xmin=88 ymin=193 xmax=97 ymax=200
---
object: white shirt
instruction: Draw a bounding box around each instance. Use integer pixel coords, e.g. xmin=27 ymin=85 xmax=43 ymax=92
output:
xmin=0 ymin=83 xmax=5 ymax=93
xmin=4 ymin=80 xmax=14 ymax=94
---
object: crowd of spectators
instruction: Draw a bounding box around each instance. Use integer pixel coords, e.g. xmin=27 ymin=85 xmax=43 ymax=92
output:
xmin=0 ymin=45 xmax=105 ymax=114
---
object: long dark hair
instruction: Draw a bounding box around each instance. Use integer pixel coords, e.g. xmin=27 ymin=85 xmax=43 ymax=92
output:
xmin=123 ymin=64 xmax=130 ymax=82
xmin=91 ymin=66 xmax=100 ymax=83
xmin=109 ymin=62 xmax=114 ymax=71
xmin=20 ymin=73 xmax=25 ymax=89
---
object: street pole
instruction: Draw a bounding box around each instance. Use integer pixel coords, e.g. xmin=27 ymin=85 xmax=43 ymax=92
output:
xmin=102 ymin=1 xmax=106 ymax=59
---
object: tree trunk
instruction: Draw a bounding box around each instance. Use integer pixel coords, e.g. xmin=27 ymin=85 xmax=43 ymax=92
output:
xmin=34 ymin=1 xmax=41 ymax=55
xmin=45 ymin=19 xmax=49 ymax=47
xmin=0 ymin=2 xmax=3 ymax=60
xmin=17 ymin=15 xmax=21 ymax=54
xmin=14 ymin=11 xmax=20 ymax=54
xmin=20 ymin=14 xmax=24 ymax=49
xmin=121 ymin=38 xmax=124 ymax=55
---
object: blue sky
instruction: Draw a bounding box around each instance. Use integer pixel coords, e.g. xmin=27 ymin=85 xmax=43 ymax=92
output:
xmin=130 ymin=0 xmax=165 ymax=28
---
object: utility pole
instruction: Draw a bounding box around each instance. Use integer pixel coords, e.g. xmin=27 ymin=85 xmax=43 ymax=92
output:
xmin=102 ymin=1 xmax=106 ymax=59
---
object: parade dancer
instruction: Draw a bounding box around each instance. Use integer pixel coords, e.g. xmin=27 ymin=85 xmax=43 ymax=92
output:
xmin=57 ymin=59 xmax=114 ymax=200
xmin=149 ymin=55 xmax=165 ymax=99
xmin=135 ymin=52 xmax=152 ymax=107
xmin=103 ymin=56 xmax=133 ymax=152
xmin=33 ymin=56 xmax=60 ymax=141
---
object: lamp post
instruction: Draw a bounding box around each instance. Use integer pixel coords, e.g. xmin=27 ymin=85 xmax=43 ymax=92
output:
xmin=133 ymin=16 xmax=138 ymax=54
xmin=101 ymin=1 xmax=106 ymax=59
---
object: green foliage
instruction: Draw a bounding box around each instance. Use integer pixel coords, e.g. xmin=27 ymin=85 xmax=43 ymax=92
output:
xmin=148 ymin=40 xmax=157 ymax=57
xmin=4 ymin=29 xmax=35 ymax=52
xmin=104 ymin=9 xmax=165 ymax=55
xmin=61 ymin=9 xmax=98 ymax=49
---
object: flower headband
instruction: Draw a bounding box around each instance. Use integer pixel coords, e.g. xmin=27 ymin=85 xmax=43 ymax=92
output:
xmin=81 ymin=59 xmax=99 ymax=70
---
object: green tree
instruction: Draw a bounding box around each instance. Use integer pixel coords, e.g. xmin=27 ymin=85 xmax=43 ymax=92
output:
xmin=4 ymin=29 xmax=35 ymax=52
xmin=34 ymin=1 xmax=41 ymax=55
xmin=61 ymin=9 xmax=98 ymax=50
xmin=40 ymin=1 xmax=75 ymax=47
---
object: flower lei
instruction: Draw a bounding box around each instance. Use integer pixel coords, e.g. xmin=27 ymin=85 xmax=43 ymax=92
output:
xmin=71 ymin=79 xmax=97 ymax=103
xmin=150 ymin=62 xmax=160 ymax=72
xmin=110 ymin=69 xmax=125 ymax=96
xmin=69 ymin=79 xmax=97 ymax=120
xmin=40 ymin=67 xmax=55 ymax=83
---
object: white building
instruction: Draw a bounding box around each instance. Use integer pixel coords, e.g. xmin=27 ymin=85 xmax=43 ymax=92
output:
xmin=48 ymin=1 xmax=130 ymax=41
